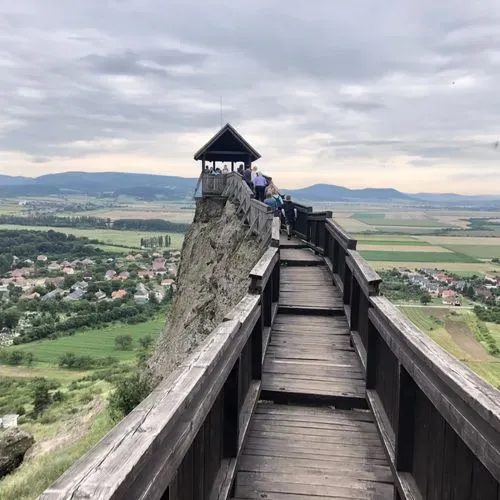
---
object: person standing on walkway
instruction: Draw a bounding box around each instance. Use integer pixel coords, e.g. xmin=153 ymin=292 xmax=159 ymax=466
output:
xmin=282 ymin=195 xmax=298 ymax=240
xmin=253 ymin=172 xmax=268 ymax=202
xmin=243 ymin=167 xmax=253 ymax=191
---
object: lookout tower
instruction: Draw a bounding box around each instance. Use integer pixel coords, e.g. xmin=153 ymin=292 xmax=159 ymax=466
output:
xmin=194 ymin=123 xmax=261 ymax=172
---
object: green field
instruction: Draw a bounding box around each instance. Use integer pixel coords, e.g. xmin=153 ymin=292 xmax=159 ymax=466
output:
xmin=359 ymin=250 xmax=479 ymax=263
xmin=353 ymin=213 xmax=444 ymax=227
xmin=443 ymin=245 xmax=500 ymax=259
xmin=357 ymin=239 xmax=430 ymax=246
xmin=7 ymin=316 xmax=165 ymax=365
xmin=399 ymin=306 xmax=500 ymax=387
xmin=0 ymin=224 xmax=185 ymax=250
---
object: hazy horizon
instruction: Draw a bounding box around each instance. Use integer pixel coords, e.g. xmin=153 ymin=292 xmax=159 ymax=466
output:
xmin=1 ymin=1 xmax=500 ymax=194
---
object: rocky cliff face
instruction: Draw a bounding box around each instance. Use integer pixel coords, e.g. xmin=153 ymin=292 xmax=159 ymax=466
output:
xmin=0 ymin=428 xmax=34 ymax=479
xmin=149 ymin=197 xmax=263 ymax=381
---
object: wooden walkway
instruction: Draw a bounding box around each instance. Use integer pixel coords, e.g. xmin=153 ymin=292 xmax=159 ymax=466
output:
xmin=231 ymin=236 xmax=392 ymax=499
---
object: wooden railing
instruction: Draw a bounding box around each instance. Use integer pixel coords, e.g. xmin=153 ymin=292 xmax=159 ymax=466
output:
xmin=292 ymin=207 xmax=500 ymax=500
xmin=201 ymin=173 xmax=228 ymax=196
xmin=40 ymin=243 xmax=281 ymax=500
xmin=223 ymin=173 xmax=274 ymax=247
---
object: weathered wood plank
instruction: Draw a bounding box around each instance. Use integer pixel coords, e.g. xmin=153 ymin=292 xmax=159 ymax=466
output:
xmin=346 ymin=251 xmax=381 ymax=296
xmin=249 ymin=247 xmax=278 ymax=292
xmin=370 ymin=296 xmax=500 ymax=483
xmin=325 ymin=218 xmax=357 ymax=250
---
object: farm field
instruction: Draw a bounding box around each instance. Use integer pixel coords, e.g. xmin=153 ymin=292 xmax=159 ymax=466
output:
xmin=7 ymin=315 xmax=165 ymax=366
xmin=399 ymin=306 xmax=500 ymax=387
xmin=352 ymin=212 xmax=445 ymax=227
xmin=358 ymin=244 xmax=451 ymax=252
xmin=358 ymin=250 xmax=478 ymax=263
xmin=0 ymin=223 xmax=185 ymax=250
xmin=441 ymin=244 xmax=500 ymax=259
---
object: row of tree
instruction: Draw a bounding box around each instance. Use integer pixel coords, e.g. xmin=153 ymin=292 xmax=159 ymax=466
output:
xmin=0 ymin=214 xmax=189 ymax=233
xmin=140 ymin=235 xmax=172 ymax=248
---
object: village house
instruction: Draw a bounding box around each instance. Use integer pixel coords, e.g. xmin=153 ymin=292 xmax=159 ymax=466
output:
xmin=95 ymin=290 xmax=106 ymax=301
xmin=126 ymin=254 xmax=136 ymax=261
xmin=24 ymin=259 xmax=34 ymax=265
xmin=37 ymin=255 xmax=48 ymax=262
xmin=105 ymin=270 xmax=117 ymax=280
xmin=442 ymin=290 xmax=460 ymax=305
xmin=47 ymin=262 xmax=61 ymax=272
xmin=474 ymin=287 xmax=492 ymax=299
xmin=134 ymin=283 xmax=149 ymax=303
xmin=153 ymin=287 xmax=165 ymax=302
xmin=111 ymin=289 xmax=127 ymax=300
xmin=10 ymin=267 xmax=34 ymax=278
xmin=64 ymin=289 xmax=86 ymax=301
xmin=21 ymin=292 xmax=40 ymax=300
xmin=81 ymin=258 xmax=95 ymax=266
xmin=138 ymin=270 xmax=155 ymax=279
xmin=152 ymin=258 xmax=166 ymax=273
xmin=117 ymin=271 xmax=130 ymax=281
xmin=42 ymin=288 xmax=65 ymax=301
xmin=45 ymin=277 xmax=64 ymax=287
xmin=161 ymin=278 xmax=175 ymax=289
xmin=71 ymin=281 xmax=89 ymax=291
xmin=62 ymin=266 xmax=75 ymax=275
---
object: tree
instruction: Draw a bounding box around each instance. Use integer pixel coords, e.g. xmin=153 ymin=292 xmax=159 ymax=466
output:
xmin=2 ymin=307 xmax=21 ymax=329
xmin=115 ymin=334 xmax=133 ymax=350
xmin=420 ymin=293 xmax=432 ymax=305
xmin=32 ymin=378 xmax=51 ymax=416
xmin=108 ymin=373 xmax=152 ymax=421
xmin=158 ymin=235 xmax=164 ymax=247
xmin=138 ymin=335 xmax=154 ymax=349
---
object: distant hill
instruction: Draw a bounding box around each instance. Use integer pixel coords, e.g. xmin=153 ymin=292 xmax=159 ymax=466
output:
xmin=284 ymin=184 xmax=412 ymax=202
xmin=0 ymin=171 xmax=499 ymax=205
xmin=0 ymin=172 xmax=198 ymax=200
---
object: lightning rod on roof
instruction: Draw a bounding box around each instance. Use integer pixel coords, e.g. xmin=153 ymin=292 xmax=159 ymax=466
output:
xmin=220 ymin=96 xmax=223 ymax=127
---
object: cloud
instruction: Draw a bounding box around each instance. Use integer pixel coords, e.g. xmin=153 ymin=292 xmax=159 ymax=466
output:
xmin=0 ymin=0 xmax=499 ymax=193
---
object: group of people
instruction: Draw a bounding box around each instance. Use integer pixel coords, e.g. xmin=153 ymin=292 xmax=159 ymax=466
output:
xmin=205 ymin=162 xmax=298 ymax=239
xmin=238 ymin=164 xmax=298 ymax=240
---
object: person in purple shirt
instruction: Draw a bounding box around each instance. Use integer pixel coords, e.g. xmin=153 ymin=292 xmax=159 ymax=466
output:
xmin=253 ymin=172 xmax=268 ymax=202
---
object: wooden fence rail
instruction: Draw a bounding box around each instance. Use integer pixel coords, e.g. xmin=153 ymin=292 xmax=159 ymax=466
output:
xmin=292 ymin=206 xmax=500 ymax=500
xmin=40 ymin=246 xmax=281 ymax=500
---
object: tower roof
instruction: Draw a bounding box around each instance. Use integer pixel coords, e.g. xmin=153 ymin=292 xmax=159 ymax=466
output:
xmin=194 ymin=123 xmax=261 ymax=162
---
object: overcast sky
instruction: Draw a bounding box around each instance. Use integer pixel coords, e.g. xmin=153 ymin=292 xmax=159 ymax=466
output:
xmin=1 ymin=1 xmax=500 ymax=193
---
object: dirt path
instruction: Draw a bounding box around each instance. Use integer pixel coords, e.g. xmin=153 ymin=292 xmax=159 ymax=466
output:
xmin=445 ymin=320 xmax=494 ymax=362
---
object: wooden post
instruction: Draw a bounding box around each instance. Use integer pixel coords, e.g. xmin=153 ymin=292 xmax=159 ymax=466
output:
xmin=251 ymin=306 xmax=263 ymax=380
xmin=231 ymin=161 xmax=234 ymax=172
xmin=350 ymin=280 xmax=360 ymax=331
xmin=365 ymin=320 xmax=377 ymax=389
xmin=272 ymin=259 xmax=280 ymax=303
xmin=263 ymin=276 xmax=272 ymax=327
xmin=223 ymin=358 xmax=240 ymax=458
xmin=395 ymin=365 xmax=417 ymax=472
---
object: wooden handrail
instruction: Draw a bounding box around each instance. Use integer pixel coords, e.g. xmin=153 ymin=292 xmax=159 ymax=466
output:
xmin=296 ymin=207 xmax=500 ymax=499
xmin=41 ymin=246 xmax=282 ymax=500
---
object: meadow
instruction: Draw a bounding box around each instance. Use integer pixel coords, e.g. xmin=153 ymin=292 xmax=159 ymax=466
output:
xmin=0 ymin=224 xmax=185 ymax=251
xmin=358 ymin=250 xmax=479 ymax=263
xmin=399 ymin=306 xmax=500 ymax=388
xmin=7 ymin=316 xmax=165 ymax=366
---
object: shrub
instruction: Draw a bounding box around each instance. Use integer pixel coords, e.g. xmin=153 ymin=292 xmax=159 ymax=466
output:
xmin=108 ymin=373 xmax=152 ymax=421
xmin=115 ymin=335 xmax=133 ymax=351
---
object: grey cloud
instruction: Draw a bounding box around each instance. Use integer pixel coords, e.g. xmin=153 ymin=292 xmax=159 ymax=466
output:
xmin=0 ymin=0 xmax=500 ymax=175
xmin=32 ymin=156 xmax=51 ymax=163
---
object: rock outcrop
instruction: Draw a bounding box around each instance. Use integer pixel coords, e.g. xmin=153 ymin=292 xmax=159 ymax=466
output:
xmin=0 ymin=427 xmax=34 ymax=478
xmin=149 ymin=197 xmax=263 ymax=381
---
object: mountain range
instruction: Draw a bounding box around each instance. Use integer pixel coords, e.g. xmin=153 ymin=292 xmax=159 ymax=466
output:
xmin=0 ymin=172 xmax=498 ymax=206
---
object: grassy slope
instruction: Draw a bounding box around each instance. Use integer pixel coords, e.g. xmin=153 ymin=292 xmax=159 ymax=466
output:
xmin=7 ymin=316 xmax=165 ymax=365
xmin=399 ymin=306 xmax=500 ymax=388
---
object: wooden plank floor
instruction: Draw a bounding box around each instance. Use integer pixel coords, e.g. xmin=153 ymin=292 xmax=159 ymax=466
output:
xmin=262 ymin=314 xmax=366 ymax=407
xmin=280 ymin=247 xmax=323 ymax=265
xmin=233 ymin=404 xmax=393 ymax=499
xmin=231 ymin=235 xmax=393 ymax=498
xmin=279 ymin=267 xmax=344 ymax=314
